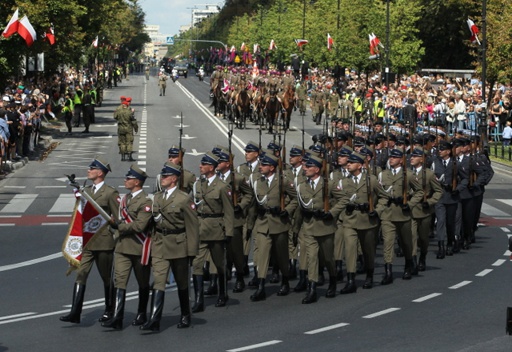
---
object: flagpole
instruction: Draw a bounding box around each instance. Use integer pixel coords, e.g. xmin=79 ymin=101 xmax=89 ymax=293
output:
xmin=481 ymin=0 xmax=488 ymax=154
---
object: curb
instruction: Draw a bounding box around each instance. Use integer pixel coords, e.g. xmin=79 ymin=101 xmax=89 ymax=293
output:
xmin=1 ymin=133 xmax=55 ymax=173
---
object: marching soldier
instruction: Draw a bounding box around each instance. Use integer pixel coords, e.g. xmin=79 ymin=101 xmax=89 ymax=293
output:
xmin=311 ymin=85 xmax=325 ymax=125
xmin=140 ymin=162 xmax=199 ymax=331
xmin=247 ymin=153 xmax=298 ymax=301
xmin=114 ymin=96 xmax=138 ymax=162
xmin=339 ymin=152 xmax=389 ymax=292
xmin=155 ymin=146 xmax=197 ymax=194
xmin=191 ymin=153 xmax=234 ymax=311
xmin=409 ymin=148 xmax=443 ymax=273
xmin=60 ymin=158 xmax=119 ymax=324
xmin=158 ymin=72 xmax=168 ymax=96
xmin=292 ymin=155 xmax=344 ymax=304
xmin=102 ymin=165 xmax=152 ymax=330
xmin=296 ymin=81 xmax=308 ymax=117
xmin=327 ymin=89 xmax=339 ymax=121
xmin=81 ymin=84 xmax=93 ymax=133
xmin=378 ymin=149 xmax=423 ymax=284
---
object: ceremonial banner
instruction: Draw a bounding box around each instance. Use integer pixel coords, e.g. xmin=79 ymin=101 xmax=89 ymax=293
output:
xmin=119 ymin=195 xmax=151 ymax=265
xmin=62 ymin=193 xmax=107 ymax=271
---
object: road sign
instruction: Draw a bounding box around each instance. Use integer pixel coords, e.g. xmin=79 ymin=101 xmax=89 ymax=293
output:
xmin=166 ymin=36 xmax=174 ymax=45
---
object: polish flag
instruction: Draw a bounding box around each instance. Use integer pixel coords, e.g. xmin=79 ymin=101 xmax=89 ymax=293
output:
xmin=2 ymin=8 xmax=19 ymax=38
xmin=92 ymin=36 xmax=98 ymax=48
xmin=230 ymin=45 xmax=236 ymax=53
xmin=269 ymin=39 xmax=277 ymax=50
xmin=45 ymin=24 xmax=55 ymax=45
xmin=253 ymin=43 xmax=259 ymax=54
xmin=467 ymin=18 xmax=480 ymax=45
xmin=327 ymin=33 xmax=334 ymax=51
xmin=240 ymin=42 xmax=246 ymax=51
xmin=17 ymin=16 xmax=36 ymax=47
xmin=369 ymin=33 xmax=383 ymax=55
xmin=295 ymin=39 xmax=308 ymax=47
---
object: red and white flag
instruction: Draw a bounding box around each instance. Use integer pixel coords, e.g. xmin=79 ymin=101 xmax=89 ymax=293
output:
xmin=17 ymin=15 xmax=36 ymax=47
xmin=44 ymin=24 xmax=55 ymax=45
xmin=369 ymin=33 xmax=383 ymax=55
xmin=119 ymin=195 xmax=151 ymax=265
xmin=269 ymin=39 xmax=277 ymax=50
xmin=240 ymin=42 xmax=246 ymax=51
xmin=62 ymin=192 xmax=107 ymax=269
xmin=327 ymin=33 xmax=334 ymax=51
xmin=253 ymin=43 xmax=259 ymax=54
xmin=467 ymin=18 xmax=480 ymax=45
xmin=295 ymin=39 xmax=308 ymax=47
xmin=230 ymin=45 xmax=236 ymax=53
xmin=2 ymin=8 xmax=19 ymax=38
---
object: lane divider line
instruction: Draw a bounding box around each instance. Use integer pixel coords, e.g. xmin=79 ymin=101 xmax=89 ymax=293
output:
xmin=226 ymin=340 xmax=283 ymax=352
xmin=449 ymin=281 xmax=472 ymax=289
xmin=362 ymin=308 xmax=401 ymax=319
xmin=412 ymin=293 xmax=442 ymax=303
xmin=304 ymin=322 xmax=350 ymax=335
xmin=475 ymin=269 xmax=493 ymax=277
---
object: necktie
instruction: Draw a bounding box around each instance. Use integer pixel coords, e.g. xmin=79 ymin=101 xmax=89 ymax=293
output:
xmin=248 ymin=163 xmax=253 ymax=172
xmin=166 ymin=190 xmax=172 ymax=200
xmin=92 ymin=185 xmax=97 ymax=194
xmin=392 ymin=169 xmax=396 ymax=176
xmin=310 ymin=180 xmax=315 ymax=190
xmin=220 ymin=173 xmax=225 ymax=181
xmin=353 ymin=176 xmax=358 ymax=185
xmin=443 ymin=160 xmax=447 ymax=167
xmin=267 ymin=178 xmax=271 ymax=187
xmin=293 ymin=168 xmax=297 ymax=177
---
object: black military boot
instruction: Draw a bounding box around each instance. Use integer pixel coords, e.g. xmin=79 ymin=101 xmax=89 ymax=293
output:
xmin=436 ymin=241 xmax=445 ymax=259
xmin=128 ymin=152 xmax=136 ymax=162
xmin=215 ymin=273 xmax=229 ymax=307
xmin=243 ymin=255 xmax=250 ymax=276
xmin=418 ymin=254 xmax=427 ymax=271
xmin=232 ymin=273 xmax=245 ymax=293
xmin=411 ymin=255 xmax=419 ymax=276
xmin=203 ymin=261 xmax=211 ymax=281
xmin=132 ymin=287 xmax=150 ymax=326
xmin=250 ymin=278 xmax=266 ymax=301
xmin=98 ymin=285 xmax=115 ymax=322
xmin=289 ymin=259 xmax=297 ymax=280
xmin=452 ymin=237 xmax=461 ymax=254
xmin=325 ymin=276 xmax=337 ymax=298
xmin=294 ymin=270 xmax=308 ymax=292
xmin=446 ymin=242 xmax=454 ymax=256
xmin=381 ymin=264 xmax=393 ymax=285
xmin=356 ymin=255 xmax=365 ymax=274
xmin=269 ymin=267 xmax=280 ymax=284
xmin=362 ymin=269 xmax=374 ymax=289
xmin=204 ymin=274 xmax=218 ymax=296
xmin=177 ymin=288 xmax=191 ymax=329
xmin=340 ymin=273 xmax=357 ymax=294
xmin=302 ymin=281 xmax=317 ymax=304
xmin=317 ymin=268 xmax=325 ymax=287
xmin=191 ymin=275 xmax=204 ymax=313
xmin=102 ymin=288 xmax=126 ymax=330
xmin=277 ymin=276 xmax=290 ymax=296
xmin=140 ymin=290 xmax=165 ymax=332
xmin=60 ymin=283 xmax=86 ymax=324
xmin=335 ymin=260 xmax=344 ymax=282
xmin=248 ymin=267 xmax=259 ymax=287
xmin=402 ymin=260 xmax=413 ymax=280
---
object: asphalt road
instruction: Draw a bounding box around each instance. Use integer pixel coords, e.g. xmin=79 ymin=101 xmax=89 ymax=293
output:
xmin=1 ymin=72 xmax=512 ymax=351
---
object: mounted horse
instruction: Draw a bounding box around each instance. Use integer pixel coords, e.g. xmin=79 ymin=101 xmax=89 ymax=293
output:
xmin=212 ymin=81 xmax=227 ymax=118
xmin=265 ymin=89 xmax=281 ymax=134
xmin=280 ymin=85 xmax=296 ymax=131
xmin=234 ymin=85 xmax=251 ymax=129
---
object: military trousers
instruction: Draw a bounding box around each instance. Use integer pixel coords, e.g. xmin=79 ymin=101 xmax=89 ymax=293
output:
xmin=381 ymin=220 xmax=413 ymax=264
xmin=334 ymin=220 xmax=345 ymax=261
xmin=461 ymin=198 xmax=476 ymax=243
xmin=113 ymin=253 xmax=151 ymax=290
xmin=118 ymin=131 xmax=134 ymax=153
xmin=435 ymin=202 xmax=458 ymax=244
xmin=344 ymin=226 xmax=378 ymax=273
xmin=255 ymin=231 xmax=290 ymax=279
xmin=192 ymin=240 xmax=225 ymax=277
xmin=75 ymin=249 xmax=113 ymax=286
xmin=412 ymin=215 xmax=432 ymax=257
xmin=304 ymin=233 xmax=335 ymax=282
xmin=227 ymin=226 xmax=245 ymax=275
xmin=152 ymin=256 xmax=189 ymax=291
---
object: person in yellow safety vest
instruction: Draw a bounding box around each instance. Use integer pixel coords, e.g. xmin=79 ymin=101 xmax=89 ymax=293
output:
xmin=353 ymin=92 xmax=363 ymax=123
xmin=73 ymin=87 xmax=83 ymax=127
xmin=373 ymin=94 xmax=385 ymax=120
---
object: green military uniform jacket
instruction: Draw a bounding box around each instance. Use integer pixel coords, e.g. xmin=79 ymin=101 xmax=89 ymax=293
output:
xmin=116 ymin=191 xmax=153 ymax=256
xmin=339 ymin=174 xmax=389 ymax=230
xmin=378 ymin=168 xmax=424 ymax=222
xmin=114 ymin=105 xmax=138 ymax=134
xmin=293 ymin=177 xmax=344 ymax=236
xmin=248 ymin=172 xmax=298 ymax=235
xmin=155 ymin=168 xmax=196 ymax=194
xmin=410 ymin=167 xmax=443 ymax=219
xmin=151 ymin=189 xmax=199 ymax=259
xmin=223 ymin=170 xmax=254 ymax=228
xmin=83 ymin=184 xmax=119 ymax=251
xmin=193 ymin=176 xmax=235 ymax=240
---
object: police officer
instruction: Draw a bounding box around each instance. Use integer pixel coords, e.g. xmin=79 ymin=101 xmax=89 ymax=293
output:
xmin=248 ymin=153 xmax=297 ymax=301
xmin=114 ymin=97 xmax=138 ymax=162
xmin=60 ymin=158 xmax=119 ymax=324
xmin=191 ymin=153 xmax=234 ymax=311
xmin=293 ymin=155 xmax=344 ymax=303
xmin=102 ymin=165 xmax=152 ymax=330
xmin=141 ymin=162 xmax=199 ymax=331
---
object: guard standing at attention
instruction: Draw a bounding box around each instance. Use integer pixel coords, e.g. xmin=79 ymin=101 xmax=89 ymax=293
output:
xmin=102 ymin=165 xmax=152 ymax=330
xmin=114 ymin=96 xmax=138 ymax=162
xmin=141 ymin=162 xmax=199 ymax=332
xmin=60 ymin=157 xmax=119 ymax=324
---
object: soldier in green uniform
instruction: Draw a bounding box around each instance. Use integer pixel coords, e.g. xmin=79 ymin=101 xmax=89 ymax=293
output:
xmin=140 ymin=162 xmax=199 ymax=331
xmin=311 ymin=85 xmax=326 ymax=125
xmin=248 ymin=154 xmax=297 ymax=301
xmin=191 ymin=153 xmax=234 ymax=311
xmin=339 ymin=152 xmax=389 ymax=293
xmin=409 ymin=148 xmax=443 ymax=273
xmin=158 ymin=72 xmax=168 ymax=96
xmin=102 ymin=165 xmax=152 ymax=330
xmin=327 ymin=89 xmax=339 ymax=121
xmin=292 ymin=155 xmax=344 ymax=304
xmin=60 ymin=158 xmax=119 ymax=324
xmin=378 ymin=148 xmax=424 ymax=284
xmin=114 ymin=96 xmax=138 ymax=162
xmin=295 ymin=81 xmax=308 ymax=117
xmin=155 ymin=146 xmax=197 ymax=194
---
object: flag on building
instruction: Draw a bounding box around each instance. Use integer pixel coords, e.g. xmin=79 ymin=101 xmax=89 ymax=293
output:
xmin=295 ymin=39 xmax=309 ymax=47
xmin=2 ymin=8 xmax=19 ymax=38
xmin=467 ymin=18 xmax=481 ymax=45
xmin=44 ymin=24 xmax=55 ymax=45
xmin=92 ymin=35 xmax=98 ymax=48
xmin=327 ymin=33 xmax=334 ymax=51
xmin=269 ymin=39 xmax=277 ymax=50
xmin=17 ymin=15 xmax=36 ymax=47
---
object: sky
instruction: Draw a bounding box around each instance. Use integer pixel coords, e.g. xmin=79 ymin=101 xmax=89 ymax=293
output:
xmin=140 ymin=0 xmax=222 ymax=37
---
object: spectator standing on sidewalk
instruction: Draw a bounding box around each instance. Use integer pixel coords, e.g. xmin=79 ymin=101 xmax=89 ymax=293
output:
xmin=502 ymin=121 xmax=512 ymax=146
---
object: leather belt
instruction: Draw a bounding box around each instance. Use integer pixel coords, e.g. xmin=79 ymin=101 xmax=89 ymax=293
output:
xmin=198 ymin=213 xmax=223 ymax=218
xmin=155 ymin=227 xmax=185 ymax=235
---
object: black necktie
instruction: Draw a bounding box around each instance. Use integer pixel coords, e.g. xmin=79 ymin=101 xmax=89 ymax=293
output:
xmin=353 ymin=176 xmax=358 ymax=185
xmin=443 ymin=160 xmax=447 ymax=167
xmin=92 ymin=185 xmax=97 ymax=194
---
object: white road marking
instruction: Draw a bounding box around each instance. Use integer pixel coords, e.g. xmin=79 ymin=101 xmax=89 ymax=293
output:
xmin=304 ymin=322 xmax=350 ymax=334
xmin=481 ymin=203 xmax=509 ymax=217
xmin=362 ymin=308 xmax=401 ymax=319
xmin=412 ymin=293 xmax=442 ymax=303
xmin=0 ymin=252 xmax=62 ymax=272
xmin=48 ymin=194 xmax=75 ymax=213
xmin=0 ymin=312 xmax=36 ymax=321
xmin=449 ymin=281 xmax=472 ymax=289
xmin=0 ymin=223 xmax=15 ymax=226
xmin=0 ymin=215 xmax=21 ymax=218
xmin=138 ymin=155 xmax=147 ymax=159
xmin=137 ymin=161 xmax=147 ymax=166
xmin=475 ymin=269 xmax=493 ymax=277
xmin=226 ymin=340 xmax=282 ymax=352
xmin=492 ymin=259 xmax=506 ymax=266
xmin=501 ymin=227 xmax=510 ymax=233
xmin=41 ymin=223 xmax=68 ymax=226
xmin=505 ymin=250 xmax=512 ymax=256
xmin=0 ymin=194 xmax=38 ymax=214
xmin=2 ymin=185 xmax=26 ymax=189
